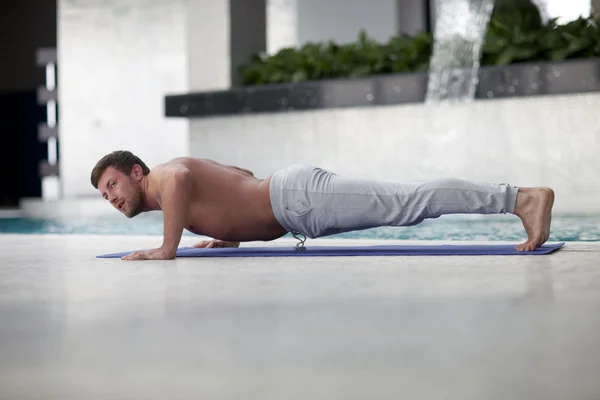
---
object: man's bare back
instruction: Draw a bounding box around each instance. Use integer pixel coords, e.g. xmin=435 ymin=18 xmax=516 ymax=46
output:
xmin=150 ymin=157 xmax=287 ymax=242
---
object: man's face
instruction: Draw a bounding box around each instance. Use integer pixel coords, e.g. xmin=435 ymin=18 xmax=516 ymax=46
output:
xmin=97 ymin=166 xmax=144 ymax=218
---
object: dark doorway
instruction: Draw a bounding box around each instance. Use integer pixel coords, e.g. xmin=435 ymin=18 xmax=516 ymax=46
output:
xmin=0 ymin=0 xmax=57 ymax=208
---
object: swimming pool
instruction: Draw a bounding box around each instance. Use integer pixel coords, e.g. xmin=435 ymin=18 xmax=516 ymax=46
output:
xmin=1 ymin=213 xmax=599 ymax=241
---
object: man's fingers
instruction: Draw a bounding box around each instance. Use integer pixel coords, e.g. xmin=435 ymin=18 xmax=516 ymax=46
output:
xmin=193 ymin=240 xmax=226 ymax=249
xmin=121 ymin=251 xmax=143 ymax=260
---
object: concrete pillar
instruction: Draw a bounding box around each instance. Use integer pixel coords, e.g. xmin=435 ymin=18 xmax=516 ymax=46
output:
xmin=185 ymin=0 xmax=230 ymax=91
xmin=230 ymin=0 xmax=267 ymax=87
xmin=396 ymin=0 xmax=431 ymax=36
xmin=186 ymin=0 xmax=267 ymax=89
xmin=267 ymin=0 xmax=298 ymax=54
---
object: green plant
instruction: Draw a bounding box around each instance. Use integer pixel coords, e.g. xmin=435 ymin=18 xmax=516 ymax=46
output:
xmin=239 ymin=30 xmax=433 ymax=85
xmin=481 ymin=13 xmax=600 ymax=65
xmin=238 ymin=3 xmax=600 ymax=86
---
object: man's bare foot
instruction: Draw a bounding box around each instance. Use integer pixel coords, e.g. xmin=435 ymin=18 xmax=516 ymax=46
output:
xmin=513 ymin=187 xmax=555 ymax=251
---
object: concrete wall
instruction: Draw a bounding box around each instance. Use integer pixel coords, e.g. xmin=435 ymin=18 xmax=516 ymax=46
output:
xmin=58 ymin=0 xmax=263 ymax=198
xmin=58 ymin=0 xmax=189 ymax=197
xmin=297 ymin=0 xmax=397 ymax=45
xmin=189 ymin=93 xmax=600 ymax=214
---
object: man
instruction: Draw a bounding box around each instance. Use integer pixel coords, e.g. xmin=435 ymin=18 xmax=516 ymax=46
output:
xmin=91 ymin=150 xmax=554 ymax=260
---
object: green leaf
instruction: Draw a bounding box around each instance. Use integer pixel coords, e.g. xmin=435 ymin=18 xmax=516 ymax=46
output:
xmin=291 ymin=70 xmax=308 ymax=83
xmin=513 ymin=45 xmax=540 ymax=60
xmin=549 ymin=48 xmax=571 ymax=61
xmin=349 ymin=66 xmax=371 ymax=77
xmin=495 ymin=46 xmax=519 ymax=65
xmin=392 ymin=58 xmax=410 ymax=73
xmin=482 ymin=35 xmax=508 ymax=54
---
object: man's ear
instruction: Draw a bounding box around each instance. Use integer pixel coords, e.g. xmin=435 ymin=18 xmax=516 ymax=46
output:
xmin=131 ymin=164 xmax=144 ymax=180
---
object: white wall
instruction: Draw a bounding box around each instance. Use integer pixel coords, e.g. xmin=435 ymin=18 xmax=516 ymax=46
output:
xmin=190 ymin=93 xmax=600 ymax=214
xmin=185 ymin=0 xmax=231 ymax=91
xmin=545 ymin=0 xmax=591 ymax=23
xmin=267 ymin=0 xmax=298 ymax=54
xmin=58 ymin=0 xmax=190 ymax=197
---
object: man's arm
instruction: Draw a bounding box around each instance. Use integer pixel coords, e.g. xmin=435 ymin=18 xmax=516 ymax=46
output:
xmin=121 ymin=165 xmax=192 ymax=261
xmin=160 ymin=165 xmax=193 ymax=257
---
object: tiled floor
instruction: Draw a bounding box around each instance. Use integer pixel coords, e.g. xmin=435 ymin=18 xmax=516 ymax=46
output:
xmin=1 ymin=234 xmax=599 ymax=400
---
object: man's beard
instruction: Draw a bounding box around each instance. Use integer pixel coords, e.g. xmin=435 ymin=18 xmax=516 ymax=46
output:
xmin=124 ymin=189 xmax=145 ymax=218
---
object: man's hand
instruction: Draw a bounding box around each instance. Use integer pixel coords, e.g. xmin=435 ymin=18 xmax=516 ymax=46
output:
xmin=193 ymin=239 xmax=240 ymax=248
xmin=121 ymin=247 xmax=175 ymax=261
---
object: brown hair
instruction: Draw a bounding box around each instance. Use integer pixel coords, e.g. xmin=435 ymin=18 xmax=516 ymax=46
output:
xmin=90 ymin=150 xmax=150 ymax=189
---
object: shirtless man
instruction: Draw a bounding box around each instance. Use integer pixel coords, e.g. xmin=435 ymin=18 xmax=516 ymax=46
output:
xmin=91 ymin=150 xmax=555 ymax=260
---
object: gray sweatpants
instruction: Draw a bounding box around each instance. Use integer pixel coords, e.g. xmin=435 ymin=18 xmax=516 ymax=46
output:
xmin=269 ymin=164 xmax=519 ymax=239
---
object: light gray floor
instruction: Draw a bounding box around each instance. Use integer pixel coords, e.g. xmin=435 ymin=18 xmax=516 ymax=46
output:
xmin=1 ymin=234 xmax=599 ymax=400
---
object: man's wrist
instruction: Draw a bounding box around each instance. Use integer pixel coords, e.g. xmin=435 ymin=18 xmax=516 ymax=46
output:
xmin=160 ymin=245 xmax=177 ymax=258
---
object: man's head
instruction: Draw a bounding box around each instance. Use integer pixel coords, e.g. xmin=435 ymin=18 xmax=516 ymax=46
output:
xmin=91 ymin=150 xmax=150 ymax=218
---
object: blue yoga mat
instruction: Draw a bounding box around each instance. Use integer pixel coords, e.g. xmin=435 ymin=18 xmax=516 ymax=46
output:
xmin=97 ymin=242 xmax=565 ymax=258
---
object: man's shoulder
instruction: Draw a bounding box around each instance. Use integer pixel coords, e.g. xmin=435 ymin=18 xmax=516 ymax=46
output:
xmin=146 ymin=159 xmax=196 ymax=194
xmin=151 ymin=157 xmax=195 ymax=172
xmin=163 ymin=156 xmax=194 ymax=165
xmin=150 ymin=157 xmax=216 ymax=183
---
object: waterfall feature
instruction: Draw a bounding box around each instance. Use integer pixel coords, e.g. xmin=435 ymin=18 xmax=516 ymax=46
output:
xmin=425 ymin=0 xmax=496 ymax=103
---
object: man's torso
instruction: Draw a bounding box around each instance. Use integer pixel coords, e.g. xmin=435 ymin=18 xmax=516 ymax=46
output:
xmin=152 ymin=157 xmax=287 ymax=242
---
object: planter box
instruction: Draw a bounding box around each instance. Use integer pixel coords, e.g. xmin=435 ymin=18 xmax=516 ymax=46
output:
xmin=165 ymin=58 xmax=600 ymax=118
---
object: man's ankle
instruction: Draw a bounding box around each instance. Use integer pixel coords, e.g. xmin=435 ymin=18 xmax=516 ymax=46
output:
xmin=514 ymin=190 xmax=532 ymax=218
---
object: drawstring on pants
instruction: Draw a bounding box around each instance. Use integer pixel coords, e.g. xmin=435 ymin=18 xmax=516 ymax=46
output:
xmin=291 ymin=231 xmax=307 ymax=251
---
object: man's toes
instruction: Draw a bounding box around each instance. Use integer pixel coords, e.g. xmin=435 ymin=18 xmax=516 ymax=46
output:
xmin=516 ymin=241 xmax=538 ymax=252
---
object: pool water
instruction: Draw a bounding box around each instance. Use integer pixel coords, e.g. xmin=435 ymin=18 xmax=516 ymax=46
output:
xmin=1 ymin=213 xmax=599 ymax=242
